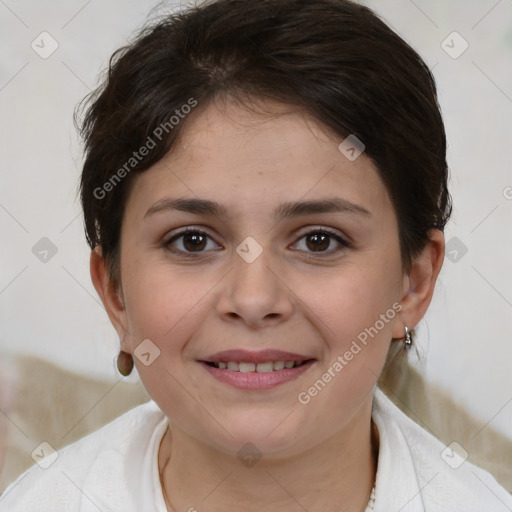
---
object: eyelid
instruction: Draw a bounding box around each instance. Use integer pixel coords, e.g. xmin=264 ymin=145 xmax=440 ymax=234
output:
xmin=294 ymin=225 xmax=350 ymax=243
xmin=165 ymin=225 xmax=215 ymax=240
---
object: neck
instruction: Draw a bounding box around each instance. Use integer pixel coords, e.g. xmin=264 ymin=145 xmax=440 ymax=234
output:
xmin=159 ymin=400 xmax=378 ymax=512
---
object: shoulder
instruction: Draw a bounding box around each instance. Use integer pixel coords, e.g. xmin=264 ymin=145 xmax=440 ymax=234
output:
xmin=372 ymin=386 xmax=512 ymax=512
xmin=0 ymin=400 xmax=166 ymax=512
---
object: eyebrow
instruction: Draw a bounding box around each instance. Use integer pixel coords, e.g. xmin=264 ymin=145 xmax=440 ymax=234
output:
xmin=143 ymin=196 xmax=371 ymax=221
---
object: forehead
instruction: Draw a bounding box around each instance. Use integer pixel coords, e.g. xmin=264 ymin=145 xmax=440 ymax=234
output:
xmin=123 ymin=98 xmax=393 ymax=224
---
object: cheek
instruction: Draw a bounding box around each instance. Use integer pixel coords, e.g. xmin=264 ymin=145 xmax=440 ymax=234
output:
xmin=121 ymin=267 xmax=217 ymax=422
xmin=293 ymin=255 xmax=403 ymax=397
xmin=121 ymin=263 xmax=206 ymax=351
xmin=302 ymin=262 xmax=402 ymax=338
xmin=292 ymin=266 xmax=402 ymax=421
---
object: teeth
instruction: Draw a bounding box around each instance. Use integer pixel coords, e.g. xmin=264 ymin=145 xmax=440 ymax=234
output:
xmin=210 ymin=360 xmax=309 ymax=372
xmin=256 ymin=362 xmax=274 ymax=373
xmin=239 ymin=362 xmax=256 ymax=372
xmin=273 ymin=361 xmax=285 ymax=370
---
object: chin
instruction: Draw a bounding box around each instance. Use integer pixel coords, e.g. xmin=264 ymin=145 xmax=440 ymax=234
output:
xmin=205 ymin=415 xmax=306 ymax=459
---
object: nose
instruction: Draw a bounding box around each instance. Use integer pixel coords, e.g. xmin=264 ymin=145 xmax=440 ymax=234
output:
xmin=216 ymin=246 xmax=294 ymax=329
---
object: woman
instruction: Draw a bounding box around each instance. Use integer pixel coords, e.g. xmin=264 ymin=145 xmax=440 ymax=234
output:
xmin=1 ymin=0 xmax=511 ymax=510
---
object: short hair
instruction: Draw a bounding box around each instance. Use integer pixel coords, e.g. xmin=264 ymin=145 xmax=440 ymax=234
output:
xmin=77 ymin=0 xmax=452 ymax=290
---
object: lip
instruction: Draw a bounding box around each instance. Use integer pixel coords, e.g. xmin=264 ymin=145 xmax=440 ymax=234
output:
xmin=200 ymin=349 xmax=313 ymax=364
xmin=198 ymin=349 xmax=317 ymax=390
xmin=200 ymin=359 xmax=316 ymax=390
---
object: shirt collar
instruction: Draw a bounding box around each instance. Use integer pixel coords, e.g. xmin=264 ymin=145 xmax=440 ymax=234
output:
xmin=372 ymin=386 xmax=426 ymax=512
xmin=81 ymin=391 xmax=431 ymax=512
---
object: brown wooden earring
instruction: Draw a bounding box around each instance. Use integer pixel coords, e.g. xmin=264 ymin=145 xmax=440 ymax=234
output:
xmin=117 ymin=350 xmax=134 ymax=376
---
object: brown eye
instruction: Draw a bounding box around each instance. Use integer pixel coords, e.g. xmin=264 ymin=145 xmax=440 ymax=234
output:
xmin=293 ymin=229 xmax=349 ymax=254
xmin=305 ymin=232 xmax=330 ymax=252
xmin=165 ymin=228 xmax=221 ymax=256
xmin=181 ymin=232 xmax=207 ymax=251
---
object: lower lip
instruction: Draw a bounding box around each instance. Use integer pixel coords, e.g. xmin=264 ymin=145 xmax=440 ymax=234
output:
xmin=199 ymin=360 xmax=316 ymax=390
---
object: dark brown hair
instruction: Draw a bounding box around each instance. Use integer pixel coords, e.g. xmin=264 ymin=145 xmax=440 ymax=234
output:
xmin=77 ymin=0 xmax=452 ymax=291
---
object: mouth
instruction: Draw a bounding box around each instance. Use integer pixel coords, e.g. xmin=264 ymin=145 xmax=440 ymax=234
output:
xmin=202 ymin=359 xmax=313 ymax=372
xmin=198 ymin=349 xmax=317 ymax=390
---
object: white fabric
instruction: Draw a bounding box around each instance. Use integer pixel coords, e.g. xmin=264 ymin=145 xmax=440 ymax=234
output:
xmin=1 ymin=386 xmax=511 ymax=511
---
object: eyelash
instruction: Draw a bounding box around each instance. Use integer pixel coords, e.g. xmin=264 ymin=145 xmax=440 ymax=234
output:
xmin=163 ymin=226 xmax=351 ymax=258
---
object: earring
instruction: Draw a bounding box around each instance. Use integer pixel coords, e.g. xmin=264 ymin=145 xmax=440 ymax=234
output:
xmin=117 ymin=350 xmax=134 ymax=376
xmin=404 ymin=326 xmax=413 ymax=347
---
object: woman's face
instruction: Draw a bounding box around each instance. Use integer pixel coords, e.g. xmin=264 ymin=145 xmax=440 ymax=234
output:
xmin=107 ymin=98 xmax=410 ymax=457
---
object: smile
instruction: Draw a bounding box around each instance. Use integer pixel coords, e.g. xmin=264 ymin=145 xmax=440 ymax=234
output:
xmin=199 ymin=358 xmax=316 ymax=390
xmin=204 ymin=360 xmax=308 ymax=372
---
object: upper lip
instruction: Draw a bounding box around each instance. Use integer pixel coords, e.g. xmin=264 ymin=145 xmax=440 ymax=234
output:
xmin=200 ymin=349 xmax=315 ymax=364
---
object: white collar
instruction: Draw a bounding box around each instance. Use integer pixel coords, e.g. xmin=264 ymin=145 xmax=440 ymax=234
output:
xmin=372 ymin=385 xmax=512 ymax=511
xmin=372 ymin=386 xmax=426 ymax=511
xmin=79 ymin=390 xmax=511 ymax=512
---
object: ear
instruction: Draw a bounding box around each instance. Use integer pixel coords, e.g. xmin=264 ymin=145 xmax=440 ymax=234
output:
xmin=90 ymin=246 xmax=130 ymax=350
xmin=392 ymin=229 xmax=445 ymax=339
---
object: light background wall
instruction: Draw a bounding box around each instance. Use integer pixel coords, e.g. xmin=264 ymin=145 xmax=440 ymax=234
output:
xmin=1 ymin=0 xmax=511 ymax=439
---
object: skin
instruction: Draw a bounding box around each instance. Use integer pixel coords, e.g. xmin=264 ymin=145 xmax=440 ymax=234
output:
xmin=91 ymin=96 xmax=445 ymax=512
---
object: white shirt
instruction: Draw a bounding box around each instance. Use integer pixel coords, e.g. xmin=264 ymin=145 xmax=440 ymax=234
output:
xmin=1 ymin=386 xmax=511 ymax=511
